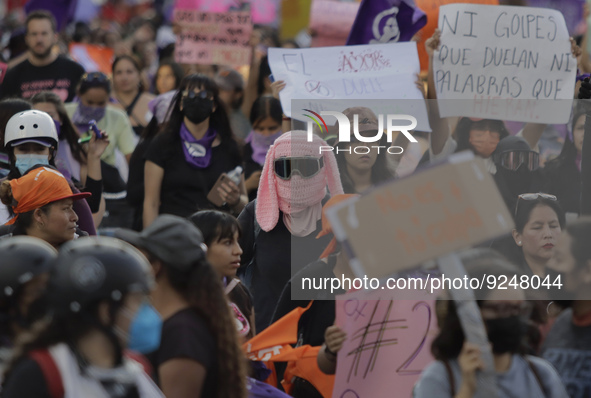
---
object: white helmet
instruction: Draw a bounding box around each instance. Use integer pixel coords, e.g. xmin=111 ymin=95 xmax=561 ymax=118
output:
xmin=4 ymin=110 xmax=59 ymax=149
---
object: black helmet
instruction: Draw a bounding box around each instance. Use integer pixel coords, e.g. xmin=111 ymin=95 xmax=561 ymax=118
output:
xmin=0 ymin=236 xmax=57 ymax=299
xmin=48 ymin=237 xmax=153 ymax=315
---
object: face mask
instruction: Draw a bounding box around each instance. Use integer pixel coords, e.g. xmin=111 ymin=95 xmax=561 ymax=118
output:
xmin=182 ymin=96 xmax=213 ymax=124
xmin=15 ymin=154 xmax=49 ymax=175
xmin=73 ymin=103 xmax=106 ymax=127
xmin=484 ymin=316 xmax=524 ymax=354
xmin=116 ymin=301 xmax=162 ymax=354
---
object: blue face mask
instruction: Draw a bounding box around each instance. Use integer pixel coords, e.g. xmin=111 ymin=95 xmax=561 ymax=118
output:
xmin=15 ymin=154 xmax=50 ymax=175
xmin=126 ymin=301 xmax=162 ymax=354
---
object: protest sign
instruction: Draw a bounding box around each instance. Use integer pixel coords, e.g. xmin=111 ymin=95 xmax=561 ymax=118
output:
xmin=174 ymin=9 xmax=252 ymax=67
xmin=415 ymin=0 xmax=499 ymax=72
xmin=268 ymin=43 xmax=429 ymax=130
xmin=333 ymin=288 xmax=439 ymax=398
xmin=309 ymin=0 xmax=360 ymax=47
xmin=174 ymin=0 xmax=279 ymax=25
xmin=326 ymin=152 xmax=513 ymax=280
xmin=281 ymin=0 xmax=313 ymax=40
xmin=433 ymin=4 xmax=576 ymax=124
xmin=68 ymin=44 xmax=114 ymax=74
xmin=0 ymin=62 xmax=7 ymax=85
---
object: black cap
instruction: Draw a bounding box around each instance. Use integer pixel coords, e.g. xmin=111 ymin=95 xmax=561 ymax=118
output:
xmin=115 ymin=214 xmax=207 ymax=270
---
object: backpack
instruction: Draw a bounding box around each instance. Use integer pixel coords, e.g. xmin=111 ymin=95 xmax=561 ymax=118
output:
xmin=28 ymin=349 xmax=153 ymax=398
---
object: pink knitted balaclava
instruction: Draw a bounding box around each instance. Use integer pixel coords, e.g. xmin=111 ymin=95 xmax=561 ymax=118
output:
xmin=256 ymin=131 xmax=343 ymax=232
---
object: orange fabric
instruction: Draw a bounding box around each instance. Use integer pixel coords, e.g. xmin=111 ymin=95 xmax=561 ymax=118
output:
xmin=316 ymin=194 xmax=358 ymax=259
xmin=282 ymin=345 xmax=336 ymax=398
xmin=6 ymin=167 xmax=91 ymax=225
xmin=243 ymin=301 xmax=335 ymax=397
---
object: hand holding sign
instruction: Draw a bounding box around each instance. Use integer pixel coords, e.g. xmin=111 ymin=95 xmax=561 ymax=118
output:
xmin=433 ymin=4 xmax=576 ymax=124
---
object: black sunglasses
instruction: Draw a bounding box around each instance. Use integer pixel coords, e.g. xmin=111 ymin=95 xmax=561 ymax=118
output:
xmin=274 ymin=157 xmax=324 ymax=180
xmin=182 ymin=90 xmax=212 ymax=100
xmin=514 ymin=193 xmax=557 ymax=217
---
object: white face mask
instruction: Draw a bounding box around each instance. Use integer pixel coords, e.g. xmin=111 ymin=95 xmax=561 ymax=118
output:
xmin=14 ymin=154 xmax=49 ymax=175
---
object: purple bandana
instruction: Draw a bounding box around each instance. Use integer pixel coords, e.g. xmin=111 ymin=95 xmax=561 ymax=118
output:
xmin=180 ymin=122 xmax=217 ymax=168
xmin=245 ymin=129 xmax=282 ymax=165
xmin=72 ymin=103 xmax=105 ymax=133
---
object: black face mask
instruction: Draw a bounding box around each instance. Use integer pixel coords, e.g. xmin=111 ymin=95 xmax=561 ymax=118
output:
xmin=485 ymin=316 xmax=524 ymax=354
xmin=182 ymin=96 xmax=214 ymax=124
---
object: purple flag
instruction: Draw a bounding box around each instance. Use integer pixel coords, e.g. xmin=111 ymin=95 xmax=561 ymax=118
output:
xmin=346 ymin=0 xmax=427 ymax=46
xmin=25 ymin=0 xmax=78 ymax=32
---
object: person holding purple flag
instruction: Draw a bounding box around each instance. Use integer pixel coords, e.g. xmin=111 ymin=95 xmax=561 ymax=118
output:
xmin=346 ymin=0 xmax=427 ymax=45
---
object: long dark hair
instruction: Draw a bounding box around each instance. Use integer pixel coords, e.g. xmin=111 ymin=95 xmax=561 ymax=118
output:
xmin=154 ymin=60 xmax=184 ymax=95
xmin=545 ymin=105 xmax=586 ymax=172
xmin=335 ymin=135 xmax=395 ymax=194
xmin=455 ymin=118 xmax=510 ymax=153
xmin=30 ymin=91 xmax=86 ymax=165
xmin=163 ymin=258 xmax=247 ymax=398
xmin=2 ymin=299 xmax=125 ymax=388
xmin=431 ymin=249 xmax=525 ymax=360
xmin=160 ymin=74 xmax=241 ymax=162
xmin=188 ymin=210 xmax=241 ymax=246
xmin=249 ymin=95 xmax=282 ymax=128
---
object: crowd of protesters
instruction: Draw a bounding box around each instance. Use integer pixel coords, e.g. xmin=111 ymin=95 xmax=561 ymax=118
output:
xmin=0 ymin=1 xmax=591 ymax=398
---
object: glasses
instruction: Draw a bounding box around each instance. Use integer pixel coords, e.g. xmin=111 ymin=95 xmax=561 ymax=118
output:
xmin=182 ymin=90 xmax=212 ymax=100
xmin=515 ymin=192 xmax=557 ymax=217
xmin=81 ymin=72 xmax=109 ymax=83
xmin=480 ymin=301 xmax=533 ymax=319
xmin=498 ymin=150 xmax=540 ymax=172
xmin=274 ymin=157 xmax=324 ymax=180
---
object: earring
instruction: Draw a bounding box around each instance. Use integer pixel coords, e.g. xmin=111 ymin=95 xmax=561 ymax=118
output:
xmin=518 ymin=241 xmax=522 ymax=246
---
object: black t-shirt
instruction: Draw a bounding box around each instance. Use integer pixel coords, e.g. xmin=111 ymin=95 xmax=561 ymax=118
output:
xmin=146 ymin=133 xmax=241 ymax=218
xmin=238 ymin=200 xmax=332 ymax=333
xmin=156 ymin=308 xmax=217 ymax=397
xmin=1 ymin=56 xmax=85 ymax=102
xmin=1 ymin=357 xmax=51 ymax=398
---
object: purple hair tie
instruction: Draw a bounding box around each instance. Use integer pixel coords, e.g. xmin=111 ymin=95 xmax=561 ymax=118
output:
xmin=576 ymin=73 xmax=590 ymax=82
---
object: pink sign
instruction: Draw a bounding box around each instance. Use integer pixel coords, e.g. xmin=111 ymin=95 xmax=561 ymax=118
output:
xmin=173 ymin=0 xmax=278 ymax=25
xmin=333 ymin=288 xmax=439 ymax=398
xmin=0 ymin=62 xmax=7 ymax=85
xmin=174 ymin=9 xmax=253 ymax=67
xmin=309 ymin=0 xmax=359 ymax=47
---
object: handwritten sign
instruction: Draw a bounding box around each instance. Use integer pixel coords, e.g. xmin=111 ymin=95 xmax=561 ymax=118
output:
xmin=174 ymin=9 xmax=253 ymax=67
xmin=268 ymin=43 xmax=429 ymax=130
xmin=309 ymin=0 xmax=360 ymax=47
xmin=68 ymin=44 xmax=114 ymax=74
xmin=0 ymin=62 xmax=7 ymax=85
xmin=174 ymin=0 xmax=279 ymax=25
xmin=333 ymin=288 xmax=439 ymax=398
xmin=415 ymin=0 xmax=499 ymax=72
xmin=326 ymin=153 xmax=512 ymax=280
xmin=433 ymin=4 xmax=576 ymax=124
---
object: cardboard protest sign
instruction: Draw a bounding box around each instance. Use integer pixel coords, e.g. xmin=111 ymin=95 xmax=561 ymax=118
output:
xmin=174 ymin=0 xmax=279 ymax=25
xmin=174 ymin=9 xmax=252 ymax=67
xmin=0 ymin=62 xmax=7 ymax=85
xmin=433 ymin=4 xmax=576 ymax=124
xmin=268 ymin=43 xmax=429 ymax=129
xmin=309 ymin=0 xmax=360 ymax=47
xmin=326 ymin=153 xmax=513 ymax=280
xmin=68 ymin=44 xmax=114 ymax=74
xmin=415 ymin=0 xmax=499 ymax=72
xmin=333 ymin=288 xmax=439 ymax=398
